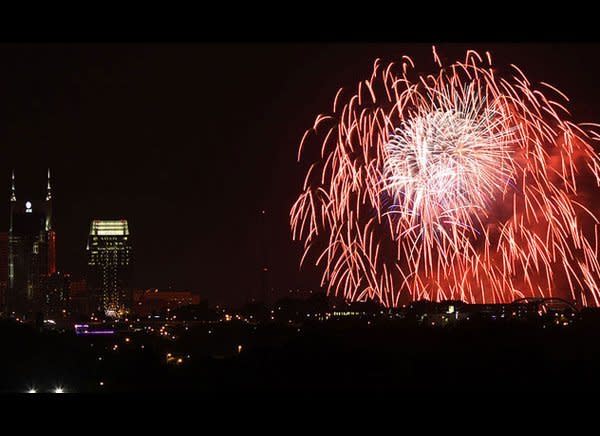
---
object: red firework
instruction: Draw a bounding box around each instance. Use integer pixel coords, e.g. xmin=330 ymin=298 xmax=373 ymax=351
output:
xmin=291 ymin=47 xmax=600 ymax=307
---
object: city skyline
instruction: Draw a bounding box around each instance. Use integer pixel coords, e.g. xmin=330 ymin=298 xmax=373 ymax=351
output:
xmin=3 ymin=44 xmax=600 ymax=306
xmin=3 ymin=36 xmax=600 ymax=395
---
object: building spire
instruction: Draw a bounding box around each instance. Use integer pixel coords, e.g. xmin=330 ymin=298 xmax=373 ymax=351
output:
xmin=10 ymin=170 xmax=16 ymax=202
xmin=46 ymin=168 xmax=52 ymax=201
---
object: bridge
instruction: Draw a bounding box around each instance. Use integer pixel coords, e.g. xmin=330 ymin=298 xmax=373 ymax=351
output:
xmin=511 ymin=297 xmax=579 ymax=313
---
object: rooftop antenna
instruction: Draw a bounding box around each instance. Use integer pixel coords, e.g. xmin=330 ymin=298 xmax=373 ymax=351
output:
xmin=260 ymin=209 xmax=269 ymax=304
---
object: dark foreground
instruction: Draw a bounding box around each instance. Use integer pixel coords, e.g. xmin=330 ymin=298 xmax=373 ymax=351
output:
xmin=2 ymin=315 xmax=600 ymax=392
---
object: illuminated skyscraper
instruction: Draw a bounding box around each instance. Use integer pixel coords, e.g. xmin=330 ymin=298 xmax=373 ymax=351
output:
xmin=7 ymin=170 xmax=56 ymax=315
xmin=86 ymin=220 xmax=132 ymax=317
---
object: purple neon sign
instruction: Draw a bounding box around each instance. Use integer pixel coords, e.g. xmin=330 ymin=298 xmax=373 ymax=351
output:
xmin=74 ymin=324 xmax=115 ymax=335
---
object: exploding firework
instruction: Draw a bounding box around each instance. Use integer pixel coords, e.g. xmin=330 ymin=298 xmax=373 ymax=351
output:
xmin=290 ymin=47 xmax=600 ymax=307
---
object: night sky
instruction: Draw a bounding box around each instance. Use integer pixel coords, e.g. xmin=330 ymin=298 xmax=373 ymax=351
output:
xmin=1 ymin=43 xmax=599 ymax=306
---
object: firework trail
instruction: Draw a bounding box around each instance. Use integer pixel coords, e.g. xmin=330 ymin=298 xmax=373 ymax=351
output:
xmin=290 ymin=47 xmax=600 ymax=307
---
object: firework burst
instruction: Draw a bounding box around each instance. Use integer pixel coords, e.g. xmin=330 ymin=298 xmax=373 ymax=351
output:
xmin=291 ymin=47 xmax=600 ymax=306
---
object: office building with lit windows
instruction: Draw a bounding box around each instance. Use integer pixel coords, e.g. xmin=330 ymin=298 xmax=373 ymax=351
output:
xmin=6 ymin=170 xmax=56 ymax=316
xmin=86 ymin=220 xmax=132 ymax=317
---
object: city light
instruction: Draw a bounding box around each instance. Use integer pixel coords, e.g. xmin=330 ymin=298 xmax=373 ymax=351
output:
xmin=3 ymin=43 xmax=600 ymax=394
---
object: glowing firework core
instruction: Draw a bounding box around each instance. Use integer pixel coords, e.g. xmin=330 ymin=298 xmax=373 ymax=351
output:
xmin=384 ymin=99 xmax=516 ymax=226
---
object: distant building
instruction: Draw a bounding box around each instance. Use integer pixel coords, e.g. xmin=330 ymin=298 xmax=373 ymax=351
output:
xmin=69 ymin=278 xmax=91 ymax=316
xmin=7 ymin=170 xmax=56 ymax=316
xmin=86 ymin=220 xmax=132 ymax=317
xmin=132 ymin=289 xmax=200 ymax=316
xmin=40 ymin=271 xmax=70 ymax=318
xmin=0 ymin=231 xmax=8 ymax=311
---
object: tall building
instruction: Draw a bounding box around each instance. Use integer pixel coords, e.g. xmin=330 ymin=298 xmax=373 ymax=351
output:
xmin=7 ymin=170 xmax=56 ymax=315
xmin=0 ymin=231 xmax=8 ymax=311
xmin=86 ymin=220 xmax=132 ymax=317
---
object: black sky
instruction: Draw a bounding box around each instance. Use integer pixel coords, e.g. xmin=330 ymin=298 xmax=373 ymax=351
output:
xmin=1 ymin=43 xmax=599 ymax=306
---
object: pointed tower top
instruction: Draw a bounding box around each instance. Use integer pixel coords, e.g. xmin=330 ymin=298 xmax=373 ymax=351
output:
xmin=10 ymin=170 xmax=16 ymax=202
xmin=46 ymin=168 xmax=52 ymax=201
